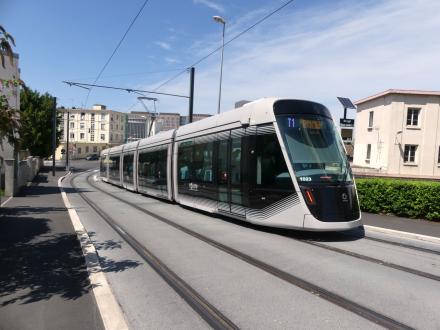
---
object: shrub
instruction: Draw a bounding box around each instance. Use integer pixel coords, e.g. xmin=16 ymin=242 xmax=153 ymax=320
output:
xmin=355 ymin=178 xmax=440 ymax=221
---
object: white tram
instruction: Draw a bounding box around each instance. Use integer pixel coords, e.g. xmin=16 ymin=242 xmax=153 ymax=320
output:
xmin=100 ymin=98 xmax=362 ymax=231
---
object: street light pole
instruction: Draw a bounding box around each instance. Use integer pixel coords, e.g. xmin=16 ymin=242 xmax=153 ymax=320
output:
xmin=213 ymin=15 xmax=226 ymax=115
xmin=66 ymin=111 xmax=69 ymax=170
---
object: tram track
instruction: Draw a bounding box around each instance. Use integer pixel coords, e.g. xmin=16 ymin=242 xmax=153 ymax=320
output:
xmin=69 ymin=171 xmax=239 ymax=330
xmin=300 ymin=239 xmax=440 ymax=282
xmin=88 ymin=172 xmax=440 ymax=284
xmin=75 ymin=171 xmax=416 ymax=330
xmin=362 ymin=236 xmax=440 ymax=256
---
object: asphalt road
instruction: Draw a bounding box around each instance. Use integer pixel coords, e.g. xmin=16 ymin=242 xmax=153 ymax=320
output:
xmin=63 ymin=166 xmax=440 ymax=329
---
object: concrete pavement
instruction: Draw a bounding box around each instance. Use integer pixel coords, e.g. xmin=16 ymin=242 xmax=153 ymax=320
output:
xmin=362 ymin=212 xmax=440 ymax=238
xmin=0 ymin=167 xmax=104 ymax=330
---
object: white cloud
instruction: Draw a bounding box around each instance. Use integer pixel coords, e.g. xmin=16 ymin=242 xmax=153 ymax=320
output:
xmin=141 ymin=0 xmax=440 ymax=121
xmin=165 ymin=57 xmax=179 ymax=64
xmin=154 ymin=41 xmax=171 ymax=50
xmin=193 ymin=0 xmax=224 ymax=13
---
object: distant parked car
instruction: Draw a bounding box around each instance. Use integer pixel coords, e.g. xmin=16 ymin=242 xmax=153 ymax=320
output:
xmin=86 ymin=154 xmax=99 ymax=161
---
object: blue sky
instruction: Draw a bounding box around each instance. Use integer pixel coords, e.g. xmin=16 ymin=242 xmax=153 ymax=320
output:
xmin=2 ymin=0 xmax=440 ymax=121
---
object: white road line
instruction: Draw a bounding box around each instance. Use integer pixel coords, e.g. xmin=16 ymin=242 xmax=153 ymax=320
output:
xmin=58 ymin=172 xmax=129 ymax=330
xmin=364 ymin=225 xmax=440 ymax=245
xmin=1 ymin=196 xmax=13 ymax=207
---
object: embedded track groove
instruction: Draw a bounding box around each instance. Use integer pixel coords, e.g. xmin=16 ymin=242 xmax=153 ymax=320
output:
xmin=70 ymin=172 xmax=239 ymax=330
xmin=300 ymin=239 xmax=440 ymax=282
xmin=363 ymin=236 xmax=440 ymax=256
xmin=81 ymin=171 xmax=414 ymax=330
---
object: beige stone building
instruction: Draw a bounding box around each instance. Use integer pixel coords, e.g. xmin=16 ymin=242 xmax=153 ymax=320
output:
xmin=56 ymin=104 xmax=126 ymax=160
xmin=352 ymin=89 xmax=440 ymax=178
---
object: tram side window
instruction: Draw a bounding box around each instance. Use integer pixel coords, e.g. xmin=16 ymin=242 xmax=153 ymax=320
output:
xmin=256 ymin=133 xmax=292 ymax=189
xmin=109 ymin=155 xmax=120 ymax=180
xmin=138 ymin=148 xmax=167 ymax=189
xmin=178 ymin=142 xmax=193 ymax=182
xmin=192 ymin=142 xmax=213 ymax=183
xmin=249 ymin=130 xmax=293 ymax=209
xmin=100 ymin=156 xmax=107 ymax=175
xmin=123 ymin=154 xmax=134 ymax=184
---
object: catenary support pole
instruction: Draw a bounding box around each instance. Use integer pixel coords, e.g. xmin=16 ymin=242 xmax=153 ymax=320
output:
xmin=188 ymin=67 xmax=195 ymax=123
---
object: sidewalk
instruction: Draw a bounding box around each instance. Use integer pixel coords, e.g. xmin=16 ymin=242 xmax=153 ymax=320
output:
xmin=0 ymin=168 xmax=103 ymax=330
xmin=362 ymin=212 xmax=440 ymax=238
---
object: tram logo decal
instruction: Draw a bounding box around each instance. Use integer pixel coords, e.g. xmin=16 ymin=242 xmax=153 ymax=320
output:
xmin=188 ymin=182 xmax=199 ymax=191
xmin=341 ymin=192 xmax=348 ymax=202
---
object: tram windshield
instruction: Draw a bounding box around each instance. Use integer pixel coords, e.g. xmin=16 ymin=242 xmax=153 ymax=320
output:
xmin=276 ymin=114 xmax=353 ymax=185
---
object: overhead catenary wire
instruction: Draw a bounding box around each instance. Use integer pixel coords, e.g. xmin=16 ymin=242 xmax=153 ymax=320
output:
xmin=152 ymin=0 xmax=295 ymax=92
xmin=69 ymin=68 xmax=182 ymax=81
xmin=84 ymin=0 xmax=151 ymax=107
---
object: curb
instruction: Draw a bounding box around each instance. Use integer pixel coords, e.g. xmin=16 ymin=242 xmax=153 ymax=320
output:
xmin=58 ymin=172 xmax=129 ymax=330
xmin=0 ymin=196 xmax=13 ymax=207
xmin=364 ymin=225 xmax=440 ymax=245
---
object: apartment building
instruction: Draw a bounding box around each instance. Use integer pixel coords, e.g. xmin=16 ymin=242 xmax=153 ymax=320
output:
xmin=352 ymin=89 xmax=440 ymax=178
xmin=180 ymin=114 xmax=212 ymax=126
xmin=56 ymin=104 xmax=126 ymax=159
xmin=126 ymin=112 xmax=211 ymax=142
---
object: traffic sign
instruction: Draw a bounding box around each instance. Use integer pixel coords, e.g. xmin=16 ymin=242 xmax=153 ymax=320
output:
xmin=340 ymin=118 xmax=355 ymax=127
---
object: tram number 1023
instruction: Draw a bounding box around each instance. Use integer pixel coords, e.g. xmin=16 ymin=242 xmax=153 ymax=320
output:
xmin=299 ymin=176 xmax=312 ymax=182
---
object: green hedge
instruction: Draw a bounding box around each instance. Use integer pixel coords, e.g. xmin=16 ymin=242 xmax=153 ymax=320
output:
xmin=355 ymin=178 xmax=440 ymax=221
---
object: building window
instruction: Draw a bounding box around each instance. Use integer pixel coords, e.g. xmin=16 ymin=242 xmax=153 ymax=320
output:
xmin=80 ymin=122 xmax=85 ymax=130
xmin=111 ymin=116 xmax=114 ymax=122
xmin=110 ymin=134 xmax=113 ymax=142
xmin=366 ymin=144 xmax=371 ymax=162
xmin=70 ymin=122 xmax=74 ymax=128
xmin=110 ymin=124 xmax=113 ymax=130
xmin=80 ymin=133 xmax=85 ymax=139
xmin=93 ymin=146 xmax=98 ymax=153
xmin=78 ymin=147 xmax=82 ymax=155
xmin=101 ymin=123 xmax=105 ymax=130
xmin=404 ymin=145 xmax=418 ymax=164
xmin=101 ymin=134 xmax=105 ymax=141
xmin=81 ymin=112 xmax=85 ymax=120
xmin=70 ymin=133 xmax=74 ymax=139
xmin=91 ymin=113 xmax=95 ymax=119
xmin=85 ymin=146 xmax=89 ymax=153
xmin=368 ymin=111 xmax=374 ymax=129
xmin=407 ymin=108 xmax=421 ymax=127
xmin=101 ymin=113 xmax=106 ymax=120
xmin=70 ymin=114 xmax=75 ymax=119
xmin=116 ymin=124 xmax=118 ymax=130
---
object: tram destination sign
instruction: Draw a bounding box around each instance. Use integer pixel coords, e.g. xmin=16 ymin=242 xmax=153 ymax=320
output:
xmin=340 ymin=118 xmax=355 ymax=127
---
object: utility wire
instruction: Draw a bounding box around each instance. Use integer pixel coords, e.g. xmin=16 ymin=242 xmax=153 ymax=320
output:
xmin=84 ymin=0 xmax=151 ymax=107
xmin=69 ymin=68 xmax=182 ymax=81
xmin=153 ymin=0 xmax=295 ymax=92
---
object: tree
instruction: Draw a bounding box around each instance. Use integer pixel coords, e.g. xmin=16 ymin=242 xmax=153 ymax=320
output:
xmin=0 ymin=25 xmax=15 ymax=69
xmin=19 ymin=87 xmax=62 ymax=157
xmin=0 ymin=25 xmax=20 ymax=148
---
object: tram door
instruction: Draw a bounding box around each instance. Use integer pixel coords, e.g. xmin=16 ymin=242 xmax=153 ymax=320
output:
xmin=217 ymin=135 xmax=245 ymax=216
xmin=217 ymin=139 xmax=230 ymax=212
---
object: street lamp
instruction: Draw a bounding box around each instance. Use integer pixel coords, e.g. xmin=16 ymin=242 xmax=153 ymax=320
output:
xmin=213 ymin=15 xmax=226 ymax=114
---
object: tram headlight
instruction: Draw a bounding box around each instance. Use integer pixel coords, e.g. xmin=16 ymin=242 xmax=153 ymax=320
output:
xmin=303 ymin=188 xmax=316 ymax=206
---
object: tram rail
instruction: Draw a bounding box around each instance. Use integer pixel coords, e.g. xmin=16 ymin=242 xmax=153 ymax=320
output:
xmin=69 ymin=170 xmax=417 ymax=330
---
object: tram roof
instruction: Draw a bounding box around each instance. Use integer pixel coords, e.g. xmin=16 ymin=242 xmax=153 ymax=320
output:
xmin=108 ymin=144 xmax=123 ymax=155
xmin=175 ymin=97 xmax=279 ymax=140
xmin=122 ymin=140 xmax=140 ymax=152
xmin=138 ymin=129 xmax=175 ymax=149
